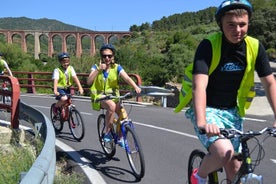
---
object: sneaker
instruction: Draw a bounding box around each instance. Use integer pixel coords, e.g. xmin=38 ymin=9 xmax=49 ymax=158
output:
xmin=190 ymin=168 xmax=207 ymax=184
xmin=118 ymin=137 xmax=125 ymax=148
xmin=103 ymin=132 xmax=112 ymax=142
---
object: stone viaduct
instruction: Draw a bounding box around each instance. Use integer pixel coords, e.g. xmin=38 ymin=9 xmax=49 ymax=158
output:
xmin=0 ymin=29 xmax=132 ymax=59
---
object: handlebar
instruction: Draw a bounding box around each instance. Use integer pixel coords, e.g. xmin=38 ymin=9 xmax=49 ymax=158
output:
xmin=95 ymin=92 xmax=134 ymax=102
xmin=199 ymin=127 xmax=276 ymax=139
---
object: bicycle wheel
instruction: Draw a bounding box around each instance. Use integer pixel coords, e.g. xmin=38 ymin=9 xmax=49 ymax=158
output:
xmin=68 ymin=108 xmax=85 ymax=141
xmin=188 ymin=149 xmax=218 ymax=184
xmin=124 ymin=124 xmax=145 ymax=179
xmin=50 ymin=103 xmax=63 ymax=132
xmin=97 ymin=114 xmax=116 ymax=158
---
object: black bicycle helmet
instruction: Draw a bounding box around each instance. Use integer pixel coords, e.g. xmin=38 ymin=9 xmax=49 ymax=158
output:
xmin=100 ymin=44 xmax=116 ymax=54
xmin=58 ymin=52 xmax=70 ymax=61
xmin=215 ymin=0 xmax=253 ymax=23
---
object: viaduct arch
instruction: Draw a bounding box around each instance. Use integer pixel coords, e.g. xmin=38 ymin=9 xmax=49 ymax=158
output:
xmin=0 ymin=29 xmax=131 ymax=59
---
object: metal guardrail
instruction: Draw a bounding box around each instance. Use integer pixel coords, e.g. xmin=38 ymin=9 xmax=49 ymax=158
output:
xmin=12 ymin=71 xmax=143 ymax=102
xmin=19 ymin=101 xmax=56 ymax=184
xmin=139 ymin=86 xmax=175 ymax=107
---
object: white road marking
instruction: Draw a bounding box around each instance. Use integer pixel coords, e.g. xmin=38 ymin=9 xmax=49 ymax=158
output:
xmin=56 ymin=140 xmax=107 ymax=184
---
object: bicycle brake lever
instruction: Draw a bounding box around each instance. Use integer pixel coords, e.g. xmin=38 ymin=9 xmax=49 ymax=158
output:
xmin=271 ymin=128 xmax=276 ymax=137
xmin=198 ymin=128 xmax=206 ymax=134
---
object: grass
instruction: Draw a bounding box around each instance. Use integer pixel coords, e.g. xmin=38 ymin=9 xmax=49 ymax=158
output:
xmin=0 ymin=129 xmax=85 ymax=184
xmin=0 ymin=129 xmax=39 ymax=184
xmin=0 ymin=145 xmax=35 ymax=183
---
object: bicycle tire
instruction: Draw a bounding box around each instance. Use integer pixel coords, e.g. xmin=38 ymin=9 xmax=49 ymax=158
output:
xmin=188 ymin=149 xmax=218 ymax=184
xmin=124 ymin=124 xmax=145 ymax=180
xmin=68 ymin=108 xmax=85 ymax=141
xmin=50 ymin=103 xmax=63 ymax=132
xmin=97 ymin=114 xmax=116 ymax=158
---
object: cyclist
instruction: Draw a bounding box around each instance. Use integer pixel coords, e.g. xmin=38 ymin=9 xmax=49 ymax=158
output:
xmin=87 ymin=44 xmax=141 ymax=147
xmin=52 ymin=52 xmax=84 ymax=114
xmin=183 ymin=0 xmax=276 ymax=183
xmin=0 ymin=52 xmax=13 ymax=76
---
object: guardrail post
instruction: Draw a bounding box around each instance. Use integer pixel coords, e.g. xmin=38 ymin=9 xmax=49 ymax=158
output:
xmin=10 ymin=77 xmax=20 ymax=129
xmin=0 ymin=76 xmax=20 ymax=129
xmin=27 ymin=73 xmax=36 ymax=93
xmin=162 ymin=96 xmax=167 ymax=108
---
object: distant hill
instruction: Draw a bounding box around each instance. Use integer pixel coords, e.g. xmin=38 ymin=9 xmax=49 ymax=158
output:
xmin=0 ymin=17 xmax=91 ymax=31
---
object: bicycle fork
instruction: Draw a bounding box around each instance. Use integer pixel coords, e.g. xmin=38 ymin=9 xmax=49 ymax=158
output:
xmin=121 ymin=121 xmax=138 ymax=154
xmin=238 ymin=139 xmax=263 ymax=183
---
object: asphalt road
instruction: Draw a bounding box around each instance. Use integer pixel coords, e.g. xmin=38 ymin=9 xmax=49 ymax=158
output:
xmin=20 ymin=94 xmax=276 ymax=184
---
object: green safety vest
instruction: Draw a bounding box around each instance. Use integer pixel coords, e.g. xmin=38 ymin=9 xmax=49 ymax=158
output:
xmin=0 ymin=59 xmax=5 ymax=73
xmin=90 ymin=64 xmax=120 ymax=110
xmin=57 ymin=66 xmax=73 ymax=88
xmin=174 ymin=32 xmax=259 ymax=117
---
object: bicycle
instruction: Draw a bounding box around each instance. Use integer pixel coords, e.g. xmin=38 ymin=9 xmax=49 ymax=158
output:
xmin=96 ymin=91 xmax=145 ymax=180
xmin=50 ymin=94 xmax=85 ymax=141
xmin=187 ymin=127 xmax=276 ymax=184
xmin=0 ymin=81 xmax=11 ymax=104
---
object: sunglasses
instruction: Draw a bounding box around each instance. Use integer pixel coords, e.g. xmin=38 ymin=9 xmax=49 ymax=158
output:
xmin=101 ymin=54 xmax=113 ymax=59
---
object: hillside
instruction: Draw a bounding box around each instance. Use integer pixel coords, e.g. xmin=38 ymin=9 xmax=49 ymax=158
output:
xmin=0 ymin=17 xmax=91 ymax=31
xmin=0 ymin=0 xmax=275 ymax=87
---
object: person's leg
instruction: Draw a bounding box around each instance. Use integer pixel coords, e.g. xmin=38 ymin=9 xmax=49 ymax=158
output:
xmin=222 ymin=107 xmax=243 ymax=182
xmin=101 ymin=100 xmax=117 ymax=133
xmin=187 ymin=107 xmax=241 ymax=183
xmin=224 ymin=157 xmax=241 ymax=182
xmin=55 ymin=89 xmax=68 ymax=108
xmin=197 ymin=138 xmax=234 ymax=178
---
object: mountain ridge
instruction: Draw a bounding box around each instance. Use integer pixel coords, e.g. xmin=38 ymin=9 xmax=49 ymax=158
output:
xmin=0 ymin=17 xmax=91 ymax=31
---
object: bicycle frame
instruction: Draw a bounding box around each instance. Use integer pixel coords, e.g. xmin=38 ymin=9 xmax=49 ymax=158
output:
xmin=60 ymin=95 xmax=74 ymax=121
xmin=97 ymin=92 xmax=145 ymax=179
xmin=50 ymin=93 xmax=85 ymax=141
xmin=227 ymin=128 xmax=275 ymax=183
xmin=119 ymin=119 xmax=136 ymax=153
xmin=101 ymin=107 xmax=135 ymax=147
xmin=231 ymin=131 xmax=264 ymax=183
xmin=188 ymin=127 xmax=276 ymax=184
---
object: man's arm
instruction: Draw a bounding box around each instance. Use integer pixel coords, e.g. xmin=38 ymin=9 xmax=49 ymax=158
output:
xmin=260 ymin=74 xmax=276 ymax=127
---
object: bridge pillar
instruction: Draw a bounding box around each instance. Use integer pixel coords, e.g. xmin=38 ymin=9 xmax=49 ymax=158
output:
xmin=34 ymin=32 xmax=41 ymax=59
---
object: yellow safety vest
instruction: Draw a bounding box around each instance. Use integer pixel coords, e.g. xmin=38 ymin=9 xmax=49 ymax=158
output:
xmin=57 ymin=66 xmax=73 ymax=88
xmin=90 ymin=64 xmax=120 ymax=110
xmin=174 ymin=32 xmax=258 ymax=117
xmin=0 ymin=59 xmax=6 ymax=73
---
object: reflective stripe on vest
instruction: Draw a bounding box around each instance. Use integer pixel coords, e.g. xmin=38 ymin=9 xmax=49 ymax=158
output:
xmin=0 ymin=59 xmax=5 ymax=73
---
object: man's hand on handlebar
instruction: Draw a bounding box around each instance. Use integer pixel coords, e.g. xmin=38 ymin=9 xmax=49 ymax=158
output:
xmin=54 ymin=91 xmax=60 ymax=96
xmin=199 ymin=123 xmax=221 ymax=137
xmin=135 ymin=86 xmax=141 ymax=94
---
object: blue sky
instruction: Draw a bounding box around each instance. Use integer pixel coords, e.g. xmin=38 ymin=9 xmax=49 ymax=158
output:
xmin=1 ymin=0 xmax=223 ymax=31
